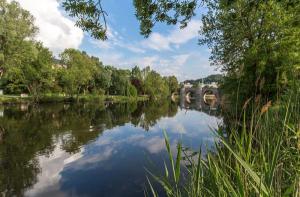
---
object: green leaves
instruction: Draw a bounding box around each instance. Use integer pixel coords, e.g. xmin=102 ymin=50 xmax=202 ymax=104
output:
xmin=202 ymin=0 xmax=300 ymax=103
xmin=221 ymin=139 xmax=269 ymax=196
xmin=62 ymin=0 xmax=108 ymax=40
xmin=149 ymin=90 xmax=300 ymax=196
xmin=134 ymin=0 xmax=197 ymax=37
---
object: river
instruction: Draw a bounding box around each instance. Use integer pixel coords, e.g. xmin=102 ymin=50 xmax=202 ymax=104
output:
xmin=0 ymin=100 xmax=221 ymax=197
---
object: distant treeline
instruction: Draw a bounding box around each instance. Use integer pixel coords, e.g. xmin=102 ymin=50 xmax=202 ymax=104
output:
xmin=183 ymin=74 xmax=223 ymax=85
xmin=0 ymin=1 xmax=178 ymax=100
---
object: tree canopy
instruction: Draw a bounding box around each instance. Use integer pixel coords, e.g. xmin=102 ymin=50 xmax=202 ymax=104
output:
xmin=0 ymin=0 xmax=179 ymax=100
xmin=2 ymin=0 xmax=299 ymax=104
xmin=60 ymin=0 xmax=299 ymax=104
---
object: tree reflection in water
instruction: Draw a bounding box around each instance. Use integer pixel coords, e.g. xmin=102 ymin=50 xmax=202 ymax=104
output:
xmin=0 ymin=100 xmax=179 ymax=196
xmin=0 ymin=99 xmax=222 ymax=196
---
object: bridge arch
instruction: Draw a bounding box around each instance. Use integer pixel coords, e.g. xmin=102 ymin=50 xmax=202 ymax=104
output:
xmin=180 ymin=85 xmax=220 ymax=108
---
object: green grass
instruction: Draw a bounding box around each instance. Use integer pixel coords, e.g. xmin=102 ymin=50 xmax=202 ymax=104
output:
xmin=0 ymin=94 xmax=149 ymax=104
xmin=147 ymin=88 xmax=300 ymax=196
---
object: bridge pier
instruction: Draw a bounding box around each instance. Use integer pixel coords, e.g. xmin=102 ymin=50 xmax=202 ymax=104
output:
xmin=180 ymin=85 xmax=220 ymax=109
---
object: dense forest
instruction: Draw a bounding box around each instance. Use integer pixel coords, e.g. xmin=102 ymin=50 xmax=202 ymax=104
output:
xmin=0 ymin=0 xmax=179 ymax=101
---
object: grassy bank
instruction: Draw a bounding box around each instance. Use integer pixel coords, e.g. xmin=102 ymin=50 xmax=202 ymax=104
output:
xmin=147 ymin=88 xmax=300 ymax=196
xmin=0 ymin=94 xmax=149 ymax=104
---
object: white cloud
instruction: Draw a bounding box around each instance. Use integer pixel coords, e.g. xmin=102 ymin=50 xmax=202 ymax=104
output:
xmin=137 ymin=136 xmax=165 ymax=154
xmin=173 ymin=54 xmax=190 ymax=65
xmin=143 ymin=20 xmax=201 ymax=51
xmin=91 ymin=26 xmax=145 ymax=53
xmin=90 ymin=48 xmax=218 ymax=81
xmin=13 ymin=0 xmax=84 ymax=55
xmin=25 ymin=141 xmax=84 ymax=197
xmin=142 ymin=33 xmax=171 ymax=51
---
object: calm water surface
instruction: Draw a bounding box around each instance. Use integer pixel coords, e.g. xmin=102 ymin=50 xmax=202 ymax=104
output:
xmin=0 ymin=100 xmax=221 ymax=197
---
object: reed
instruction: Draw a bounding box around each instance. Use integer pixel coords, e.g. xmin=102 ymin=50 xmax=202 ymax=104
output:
xmin=147 ymin=86 xmax=300 ymax=196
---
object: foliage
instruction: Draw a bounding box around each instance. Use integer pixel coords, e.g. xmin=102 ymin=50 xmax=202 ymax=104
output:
xmin=133 ymin=0 xmax=198 ymax=37
xmin=0 ymin=0 xmax=37 ymax=68
xmin=200 ymin=0 xmax=300 ymax=104
xmin=109 ymin=68 xmax=131 ymax=96
xmin=0 ymin=0 xmax=37 ymax=93
xmin=59 ymin=0 xmax=300 ymax=106
xmin=22 ymin=43 xmax=54 ymax=100
xmin=133 ymin=0 xmax=300 ymax=107
xmin=184 ymin=74 xmax=223 ymax=85
xmin=59 ymin=49 xmax=97 ymax=96
xmin=131 ymin=65 xmax=144 ymax=95
xmin=94 ymin=66 xmax=112 ymax=94
xmin=166 ymin=76 xmax=179 ymax=94
xmin=0 ymin=0 xmax=179 ymax=101
xmin=62 ymin=0 xmax=108 ymax=40
xmin=148 ymin=86 xmax=300 ymax=196
xmin=61 ymin=0 xmax=198 ymax=39
xmin=143 ymin=67 xmax=170 ymax=99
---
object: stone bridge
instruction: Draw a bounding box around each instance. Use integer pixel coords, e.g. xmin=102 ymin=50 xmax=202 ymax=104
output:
xmin=180 ymin=84 xmax=220 ymax=109
xmin=181 ymin=85 xmax=219 ymax=99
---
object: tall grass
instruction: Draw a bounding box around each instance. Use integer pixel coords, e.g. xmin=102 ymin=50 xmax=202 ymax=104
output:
xmin=147 ymin=87 xmax=300 ymax=196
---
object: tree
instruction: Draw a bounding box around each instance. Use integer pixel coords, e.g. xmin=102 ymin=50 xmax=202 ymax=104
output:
xmin=61 ymin=0 xmax=299 ymax=104
xmin=0 ymin=0 xmax=37 ymax=93
xmin=200 ymin=0 xmax=300 ymax=103
xmin=94 ymin=66 xmax=112 ymax=94
xmin=61 ymin=0 xmax=197 ymax=40
xmin=59 ymin=49 xmax=98 ymax=96
xmin=1 ymin=40 xmax=54 ymax=99
xmin=166 ymin=75 xmax=179 ymax=94
xmin=134 ymin=0 xmax=197 ymax=37
xmin=0 ymin=0 xmax=190 ymax=100
xmin=109 ymin=68 xmax=132 ymax=96
xmin=144 ymin=69 xmax=169 ymax=99
xmin=132 ymin=0 xmax=299 ymax=104
xmin=22 ymin=43 xmax=54 ymax=99
xmin=131 ymin=66 xmax=144 ymax=95
xmin=62 ymin=0 xmax=108 ymax=40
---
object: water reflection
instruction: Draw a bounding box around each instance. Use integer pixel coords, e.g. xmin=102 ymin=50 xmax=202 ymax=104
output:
xmin=0 ymin=100 xmax=221 ymax=197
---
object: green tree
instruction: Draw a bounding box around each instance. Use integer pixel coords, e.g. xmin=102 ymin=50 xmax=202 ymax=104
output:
xmin=0 ymin=0 xmax=37 ymax=93
xmin=144 ymin=68 xmax=169 ymax=99
xmin=58 ymin=0 xmax=299 ymax=103
xmin=200 ymin=0 xmax=300 ymax=103
xmin=109 ymin=68 xmax=132 ymax=96
xmin=61 ymin=0 xmax=197 ymax=39
xmin=131 ymin=65 xmax=144 ymax=95
xmin=94 ymin=66 xmax=112 ymax=94
xmin=22 ymin=43 xmax=54 ymax=99
xmin=166 ymin=75 xmax=179 ymax=94
xmin=1 ymin=41 xmax=54 ymax=100
xmin=59 ymin=49 xmax=98 ymax=96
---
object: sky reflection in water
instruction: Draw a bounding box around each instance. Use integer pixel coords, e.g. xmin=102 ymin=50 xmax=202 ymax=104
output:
xmin=0 ymin=101 xmax=221 ymax=197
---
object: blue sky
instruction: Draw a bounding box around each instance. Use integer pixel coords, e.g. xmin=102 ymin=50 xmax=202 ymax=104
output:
xmin=14 ymin=0 xmax=220 ymax=81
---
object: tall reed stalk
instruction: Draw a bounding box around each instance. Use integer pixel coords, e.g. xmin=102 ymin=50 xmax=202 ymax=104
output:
xmin=147 ymin=87 xmax=300 ymax=196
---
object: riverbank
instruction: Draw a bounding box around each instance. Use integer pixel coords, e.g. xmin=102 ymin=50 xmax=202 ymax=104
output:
xmin=149 ymin=87 xmax=300 ymax=196
xmin=0 ymin=94 xmax=149 ymax=104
